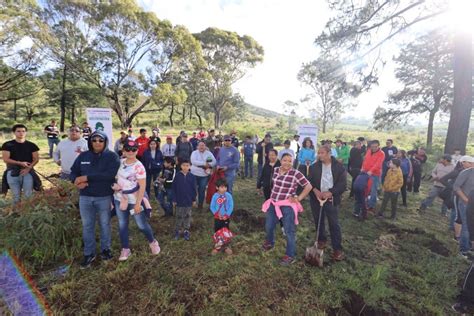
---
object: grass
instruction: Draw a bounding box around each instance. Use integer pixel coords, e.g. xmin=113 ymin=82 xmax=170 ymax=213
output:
xmin=0 ymin=133 xmax=470 ymax=315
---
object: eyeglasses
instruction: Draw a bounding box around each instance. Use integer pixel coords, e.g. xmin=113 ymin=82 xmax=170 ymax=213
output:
xmin=124 ymin=148 xmax=137 ymax=152
xmin=91 ymin=138 xmax=105 ymax=143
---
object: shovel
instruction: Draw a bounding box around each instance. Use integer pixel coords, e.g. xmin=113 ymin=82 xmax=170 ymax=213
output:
xmin=305 ymin=197 xmax=327 ymax=268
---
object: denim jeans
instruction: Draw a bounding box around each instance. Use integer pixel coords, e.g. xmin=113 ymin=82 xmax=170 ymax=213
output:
xmin=420 ymin=186 xmax=446 ymax=211
xmin=310 ymin=198 xmax=342 ymax=251
xmin=195 ymin=175 xmax=209 ymax=206
xmin=79 ymin=195 xmax=112 ymax=256
xmin=244 ymin=156 xmax=254 ymax=177
xmin=114 ymin=199 xmax=154 ymax=249
xmin=256 ymin=163 xmax=263 ymax=186
xmin=265 ymin=204 xmax=297 ymax=258
xmin=225 ymin=170 xmax=236 ymax=194
xmin=47 ymin=138 xmax=60 ymax=158
xmin=368 ymin=175 xmax=380 ymax=208
xmin=457 ymin=198 xmax=471 ymax=253
xmin=157 ymin=188 xmax=173 ymax=216
xmin=6 ymin=170 xmax=33 ymax=205
xmin=449 ymin=208 xmax=456 ymax=231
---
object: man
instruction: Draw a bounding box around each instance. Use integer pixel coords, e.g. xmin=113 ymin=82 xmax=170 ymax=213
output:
xmin=82 ymin=122 xmax=92 ymax=141
xmin=127 ymin=127 xmax=135 ymax=140
xmin=189 ymin=131 xmax=199 ymax=150
xmin=335 ymin=139 xmax=350 ymax=166
xmin=278 ymin=140 xmax=295 ymax=161
xmin=136 ymin=128 xmax=150 ymax=160
xmin=149 ymin=128 xmax=161 ymax=144
xmin=230 ymin=131 xmax=239 ymax=148
xmin=361 ymin=140 xmax=385 ymax=213
xmin=452 ymin=148 xmax=462 ymax=166
xmin=162 ymin=136 xmax=176 ymax=158
xmin=256 ymin=133 xmax=274 ymax=185
xmin=114 ymin=131 xmax=128 ymax=157
xmin=381 ymin=139 xmax=398 ymax=183
xmin=407 ymin=148 xmax=428 ymax=193
xmin=357 ymin=137 xmax=367 ymax=153
xmin=348 ymin=140 xmax=364 ymax=197
xmin=242 ymin=136 xmax=256 ymax=178
xmin=176 ymin=130 xmax=185 ymax=145
xmin=308 ymin=145 xmax=347 ymax=261
xmin=70 ymin=131 xmax=120 ymax=269
xmin=418 ymin=154 xmax=455 ymax=214
xmin=205 ymin=129 xmax=216 ymax=152
xmin=44 ymin=119 xmax=60 ymax=158
xmin=322 ymin=140 xmax=338 ymax=158
xmin=197 ymin=128 xmax=206 ymax=140
xmin=453 ymin=155 xmax=474 ymax=258
xmin=216 ymin=135 xmax=240 ymax=194
xmin=290 ymin=134 xmax=300 ymax=168
xmin=175 ymin=133 xmax=193 ymax=163
xmin=53 ymin=126 xmax=88 ymax=180
xmin=1 ymin=124 xmax=40 ymax=205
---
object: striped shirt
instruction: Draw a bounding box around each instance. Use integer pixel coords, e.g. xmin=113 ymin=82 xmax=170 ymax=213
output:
xmin=270 ymin=167 xmax=310 ymax=201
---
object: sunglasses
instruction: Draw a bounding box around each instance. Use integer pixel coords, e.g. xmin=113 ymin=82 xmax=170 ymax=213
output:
xmin=124 ymin=148 xmax=138 ymax=152
xmin=224 ymin=139 xmax=231 ymax=142
xmin=91 ymin=138 xmax=105 ymax=143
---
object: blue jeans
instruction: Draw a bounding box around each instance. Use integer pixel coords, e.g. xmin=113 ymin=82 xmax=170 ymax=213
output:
xmin=79 ymin=195 xmax=112 ymax=256
xmin=449 ymin=208 xmax=456 ymax=231
xmin=225 ymin=170 xmax=236 ymax=194
xmin=265 ymin=204 xmax=297 ymax=258
xmin=256 ymin=163 xmax=263 ymax=186
xmin=195 ymin=175 xmax=209 ymax=206
xmin=457 ymin=199 xmax=471 ymax=253
xmin=368 ymin=175 xmax=380 ymax=208
xmin=6 ymin=170 xmax=33 ymax=205
xmin=114 ymin=200 xmax=154 ymax=249
xmin=157 ymin=188 xmax=173 ymax=216
xmin=244 ymin=156 xmax=253 ymax=177
xmin=47 ymin=138 xmax=60 ymax=158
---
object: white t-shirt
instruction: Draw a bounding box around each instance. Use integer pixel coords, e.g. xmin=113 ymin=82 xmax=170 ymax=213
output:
xmin=321 ymin=163 xmax=334 ymax=192
xmin=162 ymin=143 xmax=176 ymax=157
xmin=53 ymin=138 xmax=89 ymax=174
xmin=278 ymin=148 xmax=295 ymax=160
xmin=114 ymin=159 xmax=146 ymax=204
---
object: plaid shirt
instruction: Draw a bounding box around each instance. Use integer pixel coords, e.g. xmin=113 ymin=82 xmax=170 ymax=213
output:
xmin=270 ymin=167 xmax=310 ymax=201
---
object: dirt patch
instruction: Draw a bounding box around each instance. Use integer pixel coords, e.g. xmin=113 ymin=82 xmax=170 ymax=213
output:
xmin=232 ymin=208 xmax=265 ymax=233
xmin=374 ymin=234 xmax=398 ymax=251
xmin=340 ymin=290 xmax=391 ymax=316
xmin=424 ymin=239 xmax=450 ymax=257
xmin=385 ymin=226 xmax=450 ymax=257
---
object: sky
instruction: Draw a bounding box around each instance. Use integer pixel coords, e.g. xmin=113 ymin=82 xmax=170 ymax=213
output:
xmin=136 ymin=0 xmax=447 ymax=121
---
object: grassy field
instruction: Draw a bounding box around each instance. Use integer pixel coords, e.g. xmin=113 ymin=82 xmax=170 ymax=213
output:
xmin=0 ymin=133 xmax=470 ymax=315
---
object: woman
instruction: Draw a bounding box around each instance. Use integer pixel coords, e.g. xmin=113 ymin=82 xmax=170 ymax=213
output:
xmin=297 ymin=137 xmax=316 ymax=178
xmin=113 ymin=140 xmax=160 ymax=261
xmin=397 ymin=150 xmax=412 ymax=207
xmin=190 ymin=141 xmax=216 ymax=210
xmin=257 ymin=149 xmax=280 ymax=199
xmin=142 ymin=139 xmax=163 ymax=198
xmin=261 ymin=153 xmax=313 ymax=266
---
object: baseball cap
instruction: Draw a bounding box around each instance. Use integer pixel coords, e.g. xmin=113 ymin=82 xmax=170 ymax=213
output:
xmin=441 ymin=154 xmax=452 ymax=161
xmin=124 ymin=140 xmax=138 ymax=150
xmin=120 ymin=130 xmax=127 ymax=135
xmin=223 ymin=135 xmax=232 ymax=141
xmin=459 ymin=155 xmax=474 ymax=163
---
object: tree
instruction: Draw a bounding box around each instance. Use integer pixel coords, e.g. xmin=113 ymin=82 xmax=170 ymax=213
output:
xmin=194 ymin=27 xmax=264 ymax=128
xmin=373 ymin=29 xmax=453 ymax=149
xmin=283 ymin=100 xmax=299 ymax=131
xmin=298 ymin=56 xmax=360 ymax=133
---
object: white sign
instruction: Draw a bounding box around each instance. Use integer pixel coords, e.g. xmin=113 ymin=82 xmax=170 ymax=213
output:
xmin=297 ymin=124 xmax=319 ymax=147
xmin=86 ymin=108 xmax=114 ymax=150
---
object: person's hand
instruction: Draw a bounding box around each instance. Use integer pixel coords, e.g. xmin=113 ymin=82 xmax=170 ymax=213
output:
xmin=158 ymin=178 xmax=165 ymax=183
xmin=262 ymin=142 xmax=266 ymax=147
xmin=257 ymin=188 xmax=263 ymax=195
xmin=289 ymin=196 xmax=299 ymax=203
xmin=20 ymin=167 xmax=31 ymax=176
xmin=172 ymin=202 xmax=177 ymax=207
xmin=367 ymin=171 xmax=373 ymax=176
xmin=134 ymin=203 xmax=142 ymax=214
xmin=192 ymin=201 xmax=197 ymax=208
xmin=19 ymin=161 xmax=31 ymax=168
xmin=322 ymin=191 xmax=333 ymax=200
xmin=56 ymin=160 xmax=61 ymax=166
xmin=74 ymin=176 xmax=88 ymax=185
xmin=313 ymin=189 xmax=323 ymax=200
xmin=76 ymin=182 xmax=88 ymax=189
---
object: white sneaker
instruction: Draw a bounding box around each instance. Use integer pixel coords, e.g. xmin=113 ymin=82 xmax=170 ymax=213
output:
xmin=118 ymin=248 xmax=131 ymax=261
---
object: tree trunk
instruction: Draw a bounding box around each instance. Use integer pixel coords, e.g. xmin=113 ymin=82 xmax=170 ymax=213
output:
xmin=194 ymin=105 xmax=202 ymax=127
xmin=13 ymin=98 xmax=17 ymax=121
xmin=169 ymin=103 xmax=174 ymax=127
xmin=182 ymin=106 xmax=186 ymax=124
xmin=426 ymin=109 xmax=436 ymax=150
xmin=71 ymin=103 xmax=76 ymax=126
xmin=214 ymin=110 xmax=221 ymax=129
xmin=444 ymin=30 xmax=472 ymax=154
xmin=59 ymin=38 xmax=68 ymax=132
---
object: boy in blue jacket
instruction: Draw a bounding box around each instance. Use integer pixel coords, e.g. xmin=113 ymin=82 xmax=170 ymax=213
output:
xmin=210 ymin=178 xmax=234 ymax=255
xmin=172 ymin=159 xmax=196 ymax=240
xmin=70 ymin=130 xmax=120 ymax=269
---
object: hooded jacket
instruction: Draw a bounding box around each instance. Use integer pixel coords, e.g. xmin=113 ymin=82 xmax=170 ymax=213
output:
xmin=70 ymin=131 xmax=120 ymax=197
xmin=361 ymin=149 xmax=385 ymax=176
xmin=308 ymin=156 xmax=347 ymax=206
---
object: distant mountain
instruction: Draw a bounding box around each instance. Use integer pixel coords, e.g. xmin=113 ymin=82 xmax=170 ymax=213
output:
xmin=246 ymin=104 xmax=286 ymax=119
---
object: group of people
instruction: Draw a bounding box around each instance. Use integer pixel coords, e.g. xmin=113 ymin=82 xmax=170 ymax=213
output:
xmin=2 ymin=121 xmax=474 ymax=312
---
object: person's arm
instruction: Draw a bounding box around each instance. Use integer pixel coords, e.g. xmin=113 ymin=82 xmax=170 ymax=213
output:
xmin=210 ymin=193 xmax=218 ymax=214
xmin=190 ymin=151 xmax=201 ymax=167
xmin=227 ymin=193 xmax=234 ymax=216
xmin=191 ymin=175 xmax=197 ymax=203
xmin=431 ymin=165 xmax=439 ymax=179
xmin=408 ymin=159 xmax=413 ymax=178
xmin=453 ymin=172 xmax=469 ymax=203
xmin=53 ymin=143 xmax=61 ymax=165
xmin=2 ymin=150 xmax=31 ymax=168
xmin=329 ymin=167 xmax=347 ymax=197
xmin=229 ymin=150 xmax=240 ymax=170
xmin=134 ymin=178 xmax=146 ymax=213
xmin=172 ymin=174 xmax=178 ymax=204
xmin=69 ymin=154 xmax=81 ymax=182
xmin=395 ymin=169 xmax=404 ymax=190
xmin=294 ymin=183 xmax=312 ymax=202
xmin=257 ymin=165 xmax=265 ymax=189
xmin=208 ymin=152 xmax=216 ymax=167
xmin=84 ymin=153 xmax=120 ymax=183
xmin=369 ymin=152 xmax=385 ymax=174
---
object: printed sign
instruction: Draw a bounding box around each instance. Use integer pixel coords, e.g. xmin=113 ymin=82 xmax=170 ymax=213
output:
xmin=297 ymin=125 xmax=319 ymax=147
xmin=86 ymin=108 xmax=113 ymax=150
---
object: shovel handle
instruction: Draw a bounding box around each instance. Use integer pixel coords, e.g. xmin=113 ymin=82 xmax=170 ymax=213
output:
xmin=317 ymin=198 xmax=328 ymax=207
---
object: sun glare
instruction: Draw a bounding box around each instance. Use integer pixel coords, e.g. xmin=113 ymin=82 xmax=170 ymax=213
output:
xmin=449 ymin=0 xmax=474 ymax=31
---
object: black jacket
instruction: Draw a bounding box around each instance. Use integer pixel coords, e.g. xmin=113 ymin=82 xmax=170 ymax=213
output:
xmin=308 ymin=157 xmax=347 ymax=206
xmin=2 ymin=168 xmax=42 ymax=194
xmin=257 ymin=160 xmax=281 ymax=190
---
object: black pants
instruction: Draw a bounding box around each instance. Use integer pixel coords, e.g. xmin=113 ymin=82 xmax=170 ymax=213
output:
xmin=400 ymin=174 xmax=408 ymax=206
xmin=214 ymin=218 xmax=230 ymax=232
xmin=379 ymin=192 xmax=399 ymax=218
xmin=408 ymin=170 xmax=422 ymax=193
xmin=309 ymin=198 xmax=342 ymax=251
xmin=459 ymin=263 xmax=474 ymax=305
xmin=349 ymin=168 xmax=361 ymax=197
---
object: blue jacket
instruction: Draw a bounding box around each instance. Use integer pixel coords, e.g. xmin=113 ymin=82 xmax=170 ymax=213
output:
xmin=70 ymin=131 xmax=120 ymax=197
xmin=243 ymin=142 xmax=255 ymax=157
xmin=298 ymin=147 xmax=316 ymax=165
xmin=142 ymin=149 xmax=163 ymax=172
xmin=217 ymin=146 xmax=240 ymax=174
xmin=172 ymin=171 xmax=196 ymax=207
xmin=400 ymin=157 xmax=411 ymax=176
xmin=210 ymin=192 xmax=234 ymax=217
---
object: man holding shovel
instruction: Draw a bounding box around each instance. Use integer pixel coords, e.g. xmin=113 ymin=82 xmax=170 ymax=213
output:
xmin=308 ymin=145 xmax=347 ymax=262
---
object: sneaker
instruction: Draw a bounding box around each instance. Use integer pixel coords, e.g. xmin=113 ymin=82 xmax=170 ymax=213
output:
xmin=452 ymin=302 xmax=474 ymax=314
xmin=332 ymin=250 xmax=345 ymax=261
xmin=101 ymin=249 xmax=113 ymax=261
xmin=279 ymin=255 xmax=296 ymax=266
xmin=352 ymin=211 xmax=360 ymax=218
xmin=224 ymin=247 xmax=233 ymax=255
xmin=183 ymin=230 xmax=190 ymax=241
xmin=80 ymin=255 xmax=96 ymax=269
xmin=460 ymin=252 xmax=469 ymax=260
xmin=174 ymin=230 xmax=180 ymax=240
xmin=211 ymin=248 xmax=220 ymax=255
xmin=261 ymin=240 xmax=274 ymax=252
xmin=119 ymin=248 xmax=131 ymax=261
xmin=149 ymin=240 xmax=161 ymax=255
xmin=281 ymin=226 xmax=286 ymax=236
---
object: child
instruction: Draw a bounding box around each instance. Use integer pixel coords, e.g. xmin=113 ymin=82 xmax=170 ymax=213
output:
xmin=277 ymin=140 xmax=295 ymax=161
xmin=210 ymin=178 xmax=234 ymax=255
xmin=156 ymin=157 xmax=176 ymax=217
xmin=172 ymin=159 xmax=196 ymax=240
xmin=377 ymin=158 xmax=403 ymax=220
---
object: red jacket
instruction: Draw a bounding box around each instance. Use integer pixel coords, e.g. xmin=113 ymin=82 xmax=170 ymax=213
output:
xmin=361 ymin=149 xmax=385 ymax=176
xmin=136 ymin=136 xmax=150 ymax=158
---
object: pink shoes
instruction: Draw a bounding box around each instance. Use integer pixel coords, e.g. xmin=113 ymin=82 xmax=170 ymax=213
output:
xmin=149 ymin=240 xmax=161 ymax=255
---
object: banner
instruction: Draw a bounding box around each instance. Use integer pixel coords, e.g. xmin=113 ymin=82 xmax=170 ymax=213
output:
xmin=86 ymin=108 xmax=114 ymax=150
xmin=297 ymin=124 xmax=319 ymax=147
